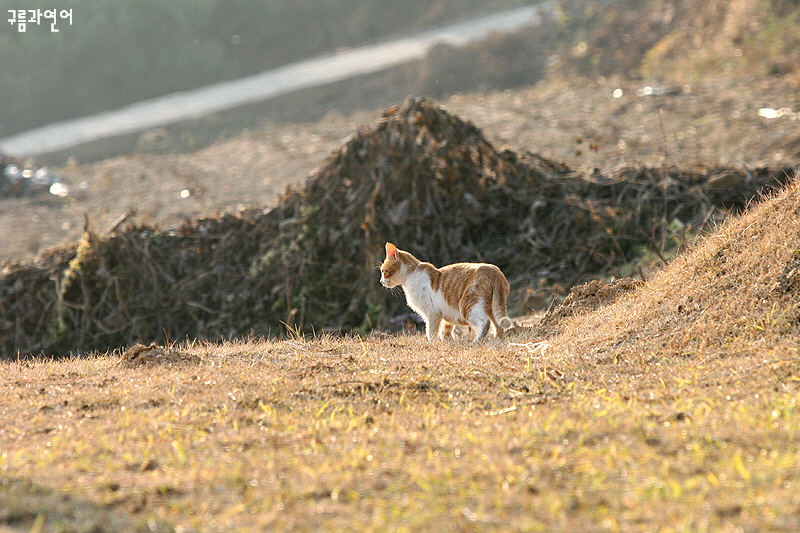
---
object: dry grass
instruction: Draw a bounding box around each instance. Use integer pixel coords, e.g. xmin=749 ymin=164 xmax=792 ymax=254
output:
xmin=2 ymin=337 xmax=798 ymax=532
xmin=3 ymin=181 xmax=800 ymax=532
xmin=640 ymin=0 xmax=800 ymax=83
xmin=542 ymin=175 xmax=800 ymax=363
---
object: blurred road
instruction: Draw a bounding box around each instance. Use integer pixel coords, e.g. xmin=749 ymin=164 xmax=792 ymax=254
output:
xmin=0 ymin=4 xmax=549 ymax=157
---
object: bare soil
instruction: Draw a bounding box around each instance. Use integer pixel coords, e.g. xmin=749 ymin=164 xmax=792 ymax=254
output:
xmin=2 ymin=76 xmax=799 ymax=264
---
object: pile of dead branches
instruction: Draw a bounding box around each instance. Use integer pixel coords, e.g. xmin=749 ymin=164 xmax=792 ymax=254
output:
xmin=1 ymin=96 xmax=796 ymax=357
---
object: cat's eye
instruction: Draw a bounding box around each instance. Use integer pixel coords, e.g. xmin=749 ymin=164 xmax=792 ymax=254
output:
xmin=383 ymin=271 xmax=392 ymax=278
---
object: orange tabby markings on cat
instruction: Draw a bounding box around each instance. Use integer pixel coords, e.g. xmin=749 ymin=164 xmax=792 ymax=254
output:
xmin=380 ymin=242 xmax=512 ymax=342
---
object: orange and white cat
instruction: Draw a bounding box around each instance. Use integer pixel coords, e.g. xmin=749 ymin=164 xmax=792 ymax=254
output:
xmin=380 ymin=242 xmax=512 ymax=342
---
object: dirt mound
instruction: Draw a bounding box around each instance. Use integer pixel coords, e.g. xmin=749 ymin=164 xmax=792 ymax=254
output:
xmin=537 ymin=278 xmax=644 ymax=337
xmin=1 ymin=97 xmax=797 ymax=357
xmin=120 ymin=342 xmax=200 ymax=368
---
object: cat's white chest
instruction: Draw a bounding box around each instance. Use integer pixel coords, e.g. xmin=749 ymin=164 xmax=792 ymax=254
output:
xmin=402 ymin=270 xmax=457 ymax=322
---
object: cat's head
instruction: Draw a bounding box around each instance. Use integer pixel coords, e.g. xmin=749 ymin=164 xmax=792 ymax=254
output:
xmin=380 ymin=242 xmax=415 ymax=288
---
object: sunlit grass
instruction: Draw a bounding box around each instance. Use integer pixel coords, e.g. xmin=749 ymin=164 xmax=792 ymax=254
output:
xmin=2 ymin=331 xmax=799 ymax=532
xmin=4 ymin=181 xmax=800 ymax=532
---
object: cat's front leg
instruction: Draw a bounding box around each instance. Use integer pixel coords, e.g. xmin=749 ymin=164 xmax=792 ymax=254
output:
xmin=425 ymin=314 xmax=442 ymax=341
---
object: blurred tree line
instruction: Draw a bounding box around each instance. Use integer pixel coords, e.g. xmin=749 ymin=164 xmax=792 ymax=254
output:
xmin=0 ymin=0 xmax=528 ymax=139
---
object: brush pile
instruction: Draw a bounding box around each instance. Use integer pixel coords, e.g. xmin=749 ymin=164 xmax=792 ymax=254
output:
xmin=1 ymin=97 xmax=796 ymax=357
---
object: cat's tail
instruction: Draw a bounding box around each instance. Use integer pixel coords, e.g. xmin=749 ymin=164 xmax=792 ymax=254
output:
xmin=491 ymin=286 xmax=513 ymax=331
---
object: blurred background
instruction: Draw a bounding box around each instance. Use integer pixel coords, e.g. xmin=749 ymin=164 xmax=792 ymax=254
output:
xmin=0 ymin=0 xmax=537 ymax=140
xmin=1 ymin=0 xmax=799 ymax=262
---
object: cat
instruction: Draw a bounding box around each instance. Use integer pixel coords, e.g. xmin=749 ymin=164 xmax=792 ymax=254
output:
xmin=380 ymin=242 xmax=513 ymax=342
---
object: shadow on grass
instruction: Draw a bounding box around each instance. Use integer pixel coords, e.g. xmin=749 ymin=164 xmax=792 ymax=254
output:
xmin=1 ymin=477 xmax=175 ymax=533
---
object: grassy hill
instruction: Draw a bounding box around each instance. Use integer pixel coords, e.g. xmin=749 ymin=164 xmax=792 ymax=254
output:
xmin=2 ymin=1 xmax=800 ymax=529
xmin=539 ymin=178 xmax=800 ymax=362
xmin=2 ymin=97 xmax=793 ymax=357
xmin=2 ymin=177 xmax=799 ymax=532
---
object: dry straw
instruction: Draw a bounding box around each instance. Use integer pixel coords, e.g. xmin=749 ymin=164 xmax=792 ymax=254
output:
xmin=0 ymin=97 xmax=795 ymax=357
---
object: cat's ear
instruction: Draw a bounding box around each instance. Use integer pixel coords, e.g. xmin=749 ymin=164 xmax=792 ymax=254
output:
xmin=385 ymin=242 xmax=398 ymax=260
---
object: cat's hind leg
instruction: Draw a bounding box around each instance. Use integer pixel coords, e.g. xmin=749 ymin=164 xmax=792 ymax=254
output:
xmin=472 ymin=318 xmax=491 ymax=342
xmin=467 ymin=302 xmax=492 ymax=342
